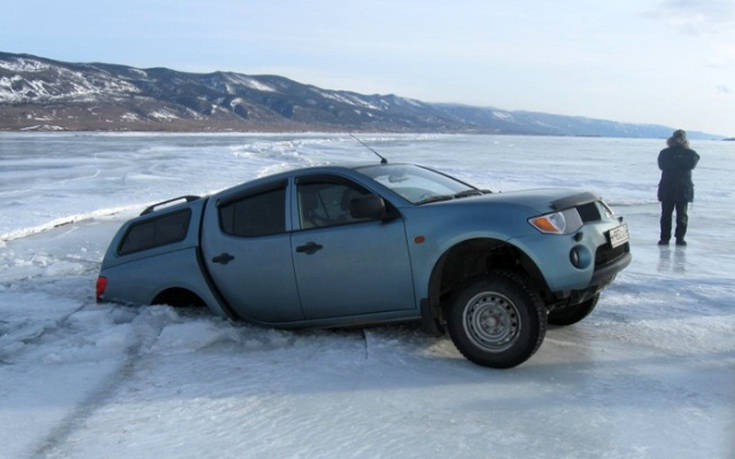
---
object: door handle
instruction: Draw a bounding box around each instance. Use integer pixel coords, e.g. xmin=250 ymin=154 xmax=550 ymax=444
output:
xmin=212 ymin=252 xmax=235 ymax=264
xmin=296 ymin=242 xmax=323 ymax=255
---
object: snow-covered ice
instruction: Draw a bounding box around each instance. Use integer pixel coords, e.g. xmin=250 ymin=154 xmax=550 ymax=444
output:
xmin=0 ymin=133 xmax=733 ymax=458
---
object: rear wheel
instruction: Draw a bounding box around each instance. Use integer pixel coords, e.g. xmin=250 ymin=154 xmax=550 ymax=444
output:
xmin=547 ymin=294 xmax=599 ymax=326
xmin=446 ymin=272 xmax=546 ymax=368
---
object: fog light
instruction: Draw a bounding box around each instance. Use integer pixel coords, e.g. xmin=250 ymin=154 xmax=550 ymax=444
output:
xmin=570 ymin=248 xmax=581 ymax=268
xmin=569 ymin=245 xmax=591 ymax=269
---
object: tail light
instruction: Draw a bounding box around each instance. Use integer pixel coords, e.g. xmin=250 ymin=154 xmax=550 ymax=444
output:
xmin=96 ymin=276 xmax=108 ymax=303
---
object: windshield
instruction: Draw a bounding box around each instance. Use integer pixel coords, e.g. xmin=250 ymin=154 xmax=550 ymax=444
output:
xmin=358 ymin=164 xmax=475 ymax=204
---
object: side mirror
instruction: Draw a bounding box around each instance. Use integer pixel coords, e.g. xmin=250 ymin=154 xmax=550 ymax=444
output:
xmin=350 ymin=195 xmax=386 ymax=219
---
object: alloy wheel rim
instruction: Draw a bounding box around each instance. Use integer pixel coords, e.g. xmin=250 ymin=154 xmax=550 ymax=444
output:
xmin=462 ymin=291 xmax=521 ymax=352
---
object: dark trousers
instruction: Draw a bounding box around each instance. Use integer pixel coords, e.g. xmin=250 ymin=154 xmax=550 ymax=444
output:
xmin=660 ymin=200 xmax=689 ymax=241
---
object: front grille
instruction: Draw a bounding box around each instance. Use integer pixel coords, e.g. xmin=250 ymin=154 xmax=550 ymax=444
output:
xmin=595 ymin=242 xmax=629 ymax=268
xmin=577 ymin=202 xmax=601 ymax=223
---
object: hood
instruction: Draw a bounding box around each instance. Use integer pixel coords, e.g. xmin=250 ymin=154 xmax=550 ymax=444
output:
xmin=426 ymin=189 xmax=599 ymax=214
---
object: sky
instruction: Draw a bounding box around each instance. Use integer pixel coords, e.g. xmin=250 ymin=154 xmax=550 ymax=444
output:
xmin=1 ymin=0 xmax=733 ymax=135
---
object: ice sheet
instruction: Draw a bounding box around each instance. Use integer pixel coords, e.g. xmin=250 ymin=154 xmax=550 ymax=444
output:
xmin=0 ymin=133 xmax=733 ymax=458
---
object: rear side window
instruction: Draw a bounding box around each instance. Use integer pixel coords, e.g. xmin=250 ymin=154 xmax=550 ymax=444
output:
xmin=219 ymin=186 xmax=286 ymax=237
xmin=118 ymin=209 xmax=191 ymax=255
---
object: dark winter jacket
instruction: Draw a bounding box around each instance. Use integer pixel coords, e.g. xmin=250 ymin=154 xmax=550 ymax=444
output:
xmin=657 ymin=145 xmax=700 ymax=202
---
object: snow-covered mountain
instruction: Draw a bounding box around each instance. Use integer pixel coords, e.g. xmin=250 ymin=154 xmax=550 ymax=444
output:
xmin=0 ymin=52 xmax=721 ymax=138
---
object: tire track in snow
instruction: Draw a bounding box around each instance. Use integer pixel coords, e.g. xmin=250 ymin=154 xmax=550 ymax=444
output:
xmin=32 ymin=342 xmax=143 ymax=458
xmin=31 ymin=313 xmax=168 ymax=458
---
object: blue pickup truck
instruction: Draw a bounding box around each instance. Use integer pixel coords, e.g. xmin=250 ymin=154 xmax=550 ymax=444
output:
xmin=97 ymin=163 xmax=631 ymax=368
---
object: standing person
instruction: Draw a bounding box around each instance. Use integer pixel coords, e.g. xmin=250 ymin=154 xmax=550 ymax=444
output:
xmin=657 ymin=129 xmax=700 ymax=246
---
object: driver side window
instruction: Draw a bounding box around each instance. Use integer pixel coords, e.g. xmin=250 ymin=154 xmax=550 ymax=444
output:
xmin=297 ymin=178 xmax=373 ymax=230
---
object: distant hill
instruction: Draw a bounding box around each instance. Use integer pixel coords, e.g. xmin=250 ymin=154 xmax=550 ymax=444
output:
xmin=0 ymin=51 xmax=722 ymax=139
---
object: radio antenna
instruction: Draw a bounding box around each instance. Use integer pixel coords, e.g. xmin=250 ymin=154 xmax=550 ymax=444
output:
xmin=349 ymin=133 xmax=388 ymax=164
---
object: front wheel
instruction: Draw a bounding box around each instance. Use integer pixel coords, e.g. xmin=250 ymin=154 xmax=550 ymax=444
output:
xmin=446 ymin=272 xmax=547 ymax=368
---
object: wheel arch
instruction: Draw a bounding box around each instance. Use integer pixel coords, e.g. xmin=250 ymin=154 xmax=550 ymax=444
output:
xmin=150 ymin=286 xmax=208 ymax=308
xmin=425 ymin=237 xmax=550 ymax=329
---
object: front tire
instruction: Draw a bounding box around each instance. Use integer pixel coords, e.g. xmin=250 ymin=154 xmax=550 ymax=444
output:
xmin=446 ymin=272 xmax=546 ymax=368
xmin=547 ymin=294 xmax=599 ymax=326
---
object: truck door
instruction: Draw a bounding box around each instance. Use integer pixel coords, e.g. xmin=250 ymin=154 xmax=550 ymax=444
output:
xmin=291 ymin=175 xmax=415 ymax=319
xmin=201 ymin=180 xmax=303 ymax=323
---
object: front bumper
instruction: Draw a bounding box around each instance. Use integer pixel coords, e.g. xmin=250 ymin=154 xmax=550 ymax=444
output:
xmin=509 ymin=217 xmax=631 ymax=296
xmin=590 ymin=250 xmax=631 ymax=287
xmin=560 ymin=249 xmax=631 ymax=306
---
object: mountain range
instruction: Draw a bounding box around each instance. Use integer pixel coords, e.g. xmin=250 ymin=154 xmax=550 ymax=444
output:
xmin=0 ymin=52 xmax=722 ymax=139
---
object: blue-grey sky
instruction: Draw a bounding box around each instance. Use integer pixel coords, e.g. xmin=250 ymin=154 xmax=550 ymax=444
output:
xmin=2 ymin=0 xmax=733 ymax=135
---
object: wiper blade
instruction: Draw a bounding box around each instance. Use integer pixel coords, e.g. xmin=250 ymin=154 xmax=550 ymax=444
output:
xmin=454 ymin=189 xmax=485 ymax=198
xmin=416 ymin=189 xmax=493 ymax=205
xmin=416 ymin=194 xmax=455 ymax=205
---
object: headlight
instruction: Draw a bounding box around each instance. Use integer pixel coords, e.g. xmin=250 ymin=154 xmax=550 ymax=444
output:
xmin=528 ymin=208 xmax=583 ymax=234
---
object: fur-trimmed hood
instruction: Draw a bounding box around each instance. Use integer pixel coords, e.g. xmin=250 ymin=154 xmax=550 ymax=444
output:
xmin=667 ymin=129 xmax=689 ymax=149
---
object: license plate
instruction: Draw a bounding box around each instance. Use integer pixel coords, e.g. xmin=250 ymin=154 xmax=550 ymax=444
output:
xmin=608 ymin=224 xmax=630 ymax=248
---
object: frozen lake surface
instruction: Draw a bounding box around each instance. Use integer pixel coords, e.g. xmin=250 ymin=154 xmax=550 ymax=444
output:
xmin=1 ymin=133 xmax=734 ymax=458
